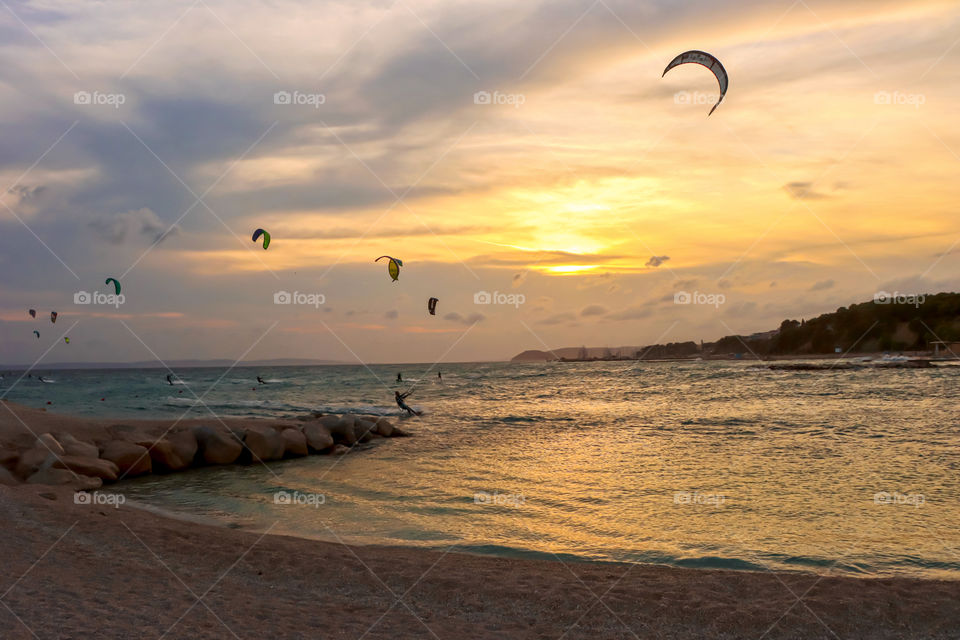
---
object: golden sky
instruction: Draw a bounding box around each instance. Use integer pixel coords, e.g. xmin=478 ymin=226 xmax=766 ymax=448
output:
xmin=1 ymin=0 xmax=959 ymax=363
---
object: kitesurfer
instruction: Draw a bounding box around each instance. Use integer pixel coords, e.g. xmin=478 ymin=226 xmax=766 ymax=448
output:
xmin=395 ymin=390 xmax=420 ymax=416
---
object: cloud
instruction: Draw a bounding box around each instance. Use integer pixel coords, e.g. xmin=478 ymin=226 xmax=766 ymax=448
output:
xmin=537 ymin=312 xmax=576 ymax=325
xmin=443 ymin=312 xmax=485 ymax=325
xmin=809 ymin=279 xmax=835 ymax=291
xmin=88 ymin=207 xmax=179 ymax=245
xmin=580 ymin=304 xmax=607 ymax=317
xmin=608 ymin=305 xmax=653 ymax=321
xmin=783 ymin=181 xmax=827 ymax=200
xmin=645 ymin=255 xmax=670 ymax=267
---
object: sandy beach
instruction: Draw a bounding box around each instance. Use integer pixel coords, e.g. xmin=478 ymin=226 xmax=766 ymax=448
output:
xmin=1 ymin=401 xmax=959 ymax=639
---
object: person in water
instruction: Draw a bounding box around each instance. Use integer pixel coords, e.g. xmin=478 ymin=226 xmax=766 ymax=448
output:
xmin=437 ymin=371 xmax=442 ymax=381
xmin=257 ymin=376 xmax=265 ymax=384
xmin=166 ymin=374 xmax=174 ymax=386
xmin=396 ymin=372 xmax=403 ymax=383
xmin=394 ymin=390 xmax=420 ymax=416
xmin=38 ymin=375 xmax=46 ymax=383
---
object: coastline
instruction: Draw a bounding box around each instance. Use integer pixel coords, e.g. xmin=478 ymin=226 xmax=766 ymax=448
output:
xmin=3 ymin=483 xmax=959 ymax=639
xmin=2 ymin=402 xmax=960 ymax=638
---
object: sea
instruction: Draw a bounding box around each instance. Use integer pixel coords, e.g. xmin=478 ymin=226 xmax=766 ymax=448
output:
xmin=3 ymin=360 xmax=958 ymax=579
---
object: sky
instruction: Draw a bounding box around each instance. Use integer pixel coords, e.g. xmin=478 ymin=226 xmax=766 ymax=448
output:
xmin=1 ymin=0 xmax=959 ymax=365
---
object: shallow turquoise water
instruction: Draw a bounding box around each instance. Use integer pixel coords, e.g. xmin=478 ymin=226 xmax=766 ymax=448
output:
xmin=5 ymin=360 xmax=959 ymax=578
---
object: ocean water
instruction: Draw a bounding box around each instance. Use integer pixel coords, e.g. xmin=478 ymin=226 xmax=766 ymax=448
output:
xmin=4 ymin=360 xmax=959 ymax=579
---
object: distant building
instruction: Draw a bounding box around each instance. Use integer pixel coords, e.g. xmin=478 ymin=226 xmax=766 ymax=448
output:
xmin=931 ymin=341 xmax=960 ymax=357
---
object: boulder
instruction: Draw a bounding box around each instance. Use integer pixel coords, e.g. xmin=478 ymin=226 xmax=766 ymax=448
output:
xmin=374 ymin=417 xmax=395 ymax=437
xmin=280 ymin=429 xmax=308 ymax=457
xmin=36 ymin=433 xmax=65 ymax=456
xmin=391 ymin=427 xmax=412 ymax=437
xmin=354 ymin=419 xmax=379 ymax=442
xmin=100 ymin=441 xmax=152 ymax=477
xmin=53 ymin=455 xmax=119 ymax=482
xmin=303 ymin=424 xmax=334 ymax=452
xmin=0 ymin=447 xmax=20 ymax=468
xmin=15 ymin=447 xmax=55 ymax=479
xmin=135 ymin=436 xmax=193 ymax=472
xmin=244 ymin=427 xmax=286 ymax=462
xmin=331 ymin=444 xmax=351 ymax=456
xmin=169 ymin=430 xmax=198 ymax=467
xmin=327 ymin=415 xmax=358 ymax=446
xmin=0 ymin=466 xmax=19 ymax=486
xmin=193 ymin=426 xmax=243 ymax=465
xmin=26 ymin=468 xmax=101 ymax=490
xmin=58 ymin=434 xmax=99 ymax=458
xmin=315 ymin=414 xmax=341 ymax=429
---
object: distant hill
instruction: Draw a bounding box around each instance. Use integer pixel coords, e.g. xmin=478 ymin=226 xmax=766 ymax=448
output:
xmin=1 ymin=358 xmax=347 ymax=371
xmin=511 ymin=292 xmax=960 ymax=362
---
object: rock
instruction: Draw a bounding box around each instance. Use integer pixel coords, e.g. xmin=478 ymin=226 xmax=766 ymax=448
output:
xmin=0 ymin=447 xmax=19 ymax=468
xmin=391 ymin=427 xmax=412 ymax=437
xmin=36 ymin=433 xmax=65 ymax=456
xmin=100 ymin=441 xmax=152 ymax=477
xmin=15 ymin=447 xmax=55 ymax=479
xmin=53 ymin=455 xmax=119 ymax=482
xmin=331 ymin=444 xmax=350 ymax=456
xmin=0 ymin=466 xmax=19 ymax=486
xmin=244 ymin=427 xmax=286 ymax=462
xmin=135 ymin=436 xmax=194 ymax=472
xmin=315 ymin=415 xmax=341 ymax=429
xmin=193 ymin=426 xmax=243 ymax=465
xmin=374 ymin=418 xmax=395 ymax=437
xmin=354 ymin=419 xmax=378 ymax=442
xmin=28 ymin=467 xmax=102 ymax=490
xmin=58 ymin=434 xmax=100 ymax=458
xmin=303 ymin=424 xmax=334 ymax=453
xmin=280 ymin=429 xmax=308 ymax=457
xmin=328 ymin=415 xmax=358 ymax=446
xmin=169 ymin=430 xmax=198 ymax=467
xmin=39 ymin=491 xmax=57 ymax=501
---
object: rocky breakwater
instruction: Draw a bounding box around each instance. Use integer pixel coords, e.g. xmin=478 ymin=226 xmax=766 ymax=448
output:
xmin=0 ymin=412 xmax=409 ymax=491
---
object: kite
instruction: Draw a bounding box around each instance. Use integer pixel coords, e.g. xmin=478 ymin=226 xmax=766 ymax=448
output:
xmin=105 ymin=277 xmax=121 ymax=295
xmin=29 ymin=309 xmax=36 ymax=318
xmin=428 ymin=297 xmax=438 ymax=315
xmin=50 ymin=311 xmax=58 ymax=324
xmin=252 ymin=228 xmax=271 ymax=250
xmin=662 ymin=50 xmax=728 ymax=116
xmin=33 ymin=330 xmax=40 ymax=339
xmin=375 ymin=256 xmax=403 ymax=282
xmin=64 ymin=337 xmax=70 ymax=344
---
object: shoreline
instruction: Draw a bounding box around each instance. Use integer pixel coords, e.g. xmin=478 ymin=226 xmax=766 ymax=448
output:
xmin=3 ymin=482 xmax=959 ymax=639
xmin=2 ymin=402 xmax=960 ymax=638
